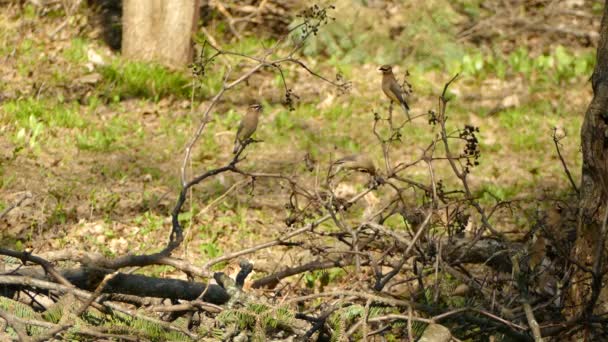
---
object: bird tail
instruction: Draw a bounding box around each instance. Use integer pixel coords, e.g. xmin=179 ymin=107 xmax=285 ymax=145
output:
xmin=232 ymin=140 xmax=240 ymax=154
xmin=401 ymin=102 xmax=411 ymax=120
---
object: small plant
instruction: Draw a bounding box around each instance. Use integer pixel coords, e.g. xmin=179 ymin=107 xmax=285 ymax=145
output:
xmin=76 ymin=115 xmax=135 ymax=152
xmin=63 ymin=38 xmax=88 ymax=63
xmin=14 ymin=115 xmax=44 ymax=150
xmin=216 ymin=303 xmax=294 ymax=341
xmin=460 ymin=45 xmax=594 ymax=83
xmin=199 ymin=240 xmax=222 ymax=258
xmin=135 ymin=212 xmax=165 ymax=236
xmin=76 ymin=129 xmax=117 ymax=151
xmin=304 ymin=268 xmax=345 ymax=291
xmin=2 ymin=99 xmax=86 ymax=152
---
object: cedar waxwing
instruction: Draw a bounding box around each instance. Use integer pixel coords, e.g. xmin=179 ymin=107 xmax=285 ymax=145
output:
xmin=233 ymin=104 xmax=263 ymax=154
xmin=379 ymin=65 xmax=410 ymax=120
xmin=333 ymin=153 xmax=377 ymax=175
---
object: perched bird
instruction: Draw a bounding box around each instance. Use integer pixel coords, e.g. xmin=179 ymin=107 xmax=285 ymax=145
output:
xmin=333 ymin=153 xmax=377 ymax=176
xmin=379 ymin=64 xmax=410 ymax=119
xmin=233 ymin=104 xmax=263 ymax=154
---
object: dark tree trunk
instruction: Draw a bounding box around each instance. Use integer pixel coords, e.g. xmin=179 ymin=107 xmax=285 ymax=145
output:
xmin=571 ymin=0 xmax=608 ymax=317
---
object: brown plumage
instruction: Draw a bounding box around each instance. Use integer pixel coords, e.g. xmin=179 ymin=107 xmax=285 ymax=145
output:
xmin=233 ymin=104 xmax=262 ymax=154
xmin=334 ymin=153 xmax=376 ymax=175
xmin=379 ymin=64 xmax=410 ymax=120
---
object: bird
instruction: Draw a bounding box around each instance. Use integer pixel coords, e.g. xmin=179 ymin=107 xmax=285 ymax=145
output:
xmin=333 ymin=153 xmax=377 ymax=176
xmin=379 ymin=64 xmax=410 ymax=120
xmin=233 ymin=104 xmax=262 ymax=154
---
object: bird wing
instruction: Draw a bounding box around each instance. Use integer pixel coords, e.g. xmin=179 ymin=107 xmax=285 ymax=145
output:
xmin=389 ymin=82 xmax=409 ymax=110
xmin=334 ymin=154 xmax=376 ymax=174
xmin=334 ymin=154 xmax=357 ymax=165
xmin=235 ymin=121 xmax=245 ymax=143
xmin=238 ymin=112 xmax=259 ymax=142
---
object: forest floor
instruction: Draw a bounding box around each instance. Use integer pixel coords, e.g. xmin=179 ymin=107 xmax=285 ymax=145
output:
xmin=0 ymin=0 xmax=599 ymax=281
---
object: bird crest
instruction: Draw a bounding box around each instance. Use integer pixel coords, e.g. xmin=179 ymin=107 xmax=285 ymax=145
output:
xmin=379 ymin=65 xmax=393 ymax=73
xmin=249 ymin=103 xmax=263 ymax=112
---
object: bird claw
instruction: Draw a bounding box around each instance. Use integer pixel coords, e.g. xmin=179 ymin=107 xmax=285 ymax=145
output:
xmin=368 ymin=175 xmax=384 ymax=188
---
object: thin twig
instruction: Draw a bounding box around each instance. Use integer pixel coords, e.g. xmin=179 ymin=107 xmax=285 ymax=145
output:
xmin=202 ymin=187 xmax=376 ymax=270
xmin=523 ymin=302 xmax=544 ymax=342
xmin=0 ymin=192 xmax=31 ymax=219
xmin=552 ymin=127 xmax=579 ymax=196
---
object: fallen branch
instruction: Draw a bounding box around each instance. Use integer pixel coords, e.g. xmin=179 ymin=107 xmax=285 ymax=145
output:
xmin=4 ymin=267 xmax=229 ymax=304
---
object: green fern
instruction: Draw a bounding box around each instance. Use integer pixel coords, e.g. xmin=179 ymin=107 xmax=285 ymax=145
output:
xmin=368 ymin=305 xmax=395 ymax=318
xmin=211 ymin=327 xmax=225 ymax=339
xmin=0 ymin=296 xmax=39 ymax=319
xmin=79 ymin=308 xmax=106 ymax=327
xmin=0 ymin=297 xmax=46 ymax=336
xmin=42 ymin=303 xmax=63 ymax=324
xmin=342 ymin=305 xmax=364 ymax=321
xmin=274 ymin=306 xmax=294 ymax=327
xmin=252 ymin=318 xmax=266 ymax=342
xmin=328 ymin=311 xmax=345 ymax=342
xmin=2 ymin=256 xmax=21 ymax=264
xmin=217 ymin=303 xmax=295 ymax=339
xmin=248 ymin=302 xmax=270 ymax=314
xmin=100 ymin=310 xmax=190 ymax=341
xmin=412 ymin=321 xmax=428 ymax=338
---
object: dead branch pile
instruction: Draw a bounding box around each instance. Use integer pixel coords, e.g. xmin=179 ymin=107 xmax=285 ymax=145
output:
xmin=203 ymin=0 xmax=301 ymax=39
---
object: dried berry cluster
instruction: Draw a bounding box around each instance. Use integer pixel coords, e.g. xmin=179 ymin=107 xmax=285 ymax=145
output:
xmin=189 ymin=41 xmax=217 ymax=78
xmin=284 ymin=88 xmax=300 ymax=111
xmin=460 ymin=124 xmax=481 ymax=174
xmin=427 ymin=109 xmax=438 ymax=126
xmin=448 ymin=210 xmax=470 ymax=237
xmin=296 ymin=4 xmax=336 ymax=38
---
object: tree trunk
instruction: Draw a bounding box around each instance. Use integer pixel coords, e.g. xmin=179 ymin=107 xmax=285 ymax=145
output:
xmin=571 ymin=0 xmax=608 ymax=317
xmin=122 ymin=0 xmax=200 ymax=68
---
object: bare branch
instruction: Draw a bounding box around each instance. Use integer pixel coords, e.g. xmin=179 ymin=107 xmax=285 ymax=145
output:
xmin=552 ymin=127 xmax=579 ymax=196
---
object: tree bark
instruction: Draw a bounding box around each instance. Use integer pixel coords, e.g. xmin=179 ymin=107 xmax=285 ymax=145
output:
xmin=3 ymin=267 xmax=230 ymax=305
xmin=571 ymin=0 xmax=608 ymax=317
xmin=122 ymin=0 xmax=200 ymax=68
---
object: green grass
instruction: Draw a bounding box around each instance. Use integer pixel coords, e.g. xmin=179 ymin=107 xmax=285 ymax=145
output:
xmin=14 ymin=38 xmax=43 ymax=77
xmin=476 ymin=183 xmax=526 ymax=203
xmin=77 ymin=112 xmax=143 ymax=152
xmin=2 ymin=98 xmax=85 ymax=128
xmin=134 ymin=212 xmax=165 ymax=236
xmin=0 ymin=96 xmax=152 ymax=156
xmin=99 ymin=61 xmax=191 ymax=101
xmin=492 ymin=98 xmax=582 ymax=153
xmin=459 ymin=45 xmax=595 ymax=82
xmin=1 ymin=99 xmax=86 ymax=151
xmin=199 ymin=238 xmax=222 ymax=258
xmin=63 ymin=38 xmax=89 ymax=63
